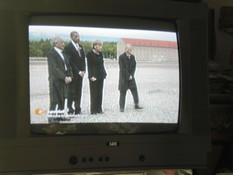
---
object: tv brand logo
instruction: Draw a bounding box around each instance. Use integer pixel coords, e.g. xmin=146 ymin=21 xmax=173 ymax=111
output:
xmin=34 ymin=108 xmax=47 ymax=115
xmin=106 ymin=141 xmax=120 ymax=147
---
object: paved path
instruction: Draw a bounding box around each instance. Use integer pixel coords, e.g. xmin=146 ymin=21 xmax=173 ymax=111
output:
xmin=30 ymin=60 xmax=179 ymax=124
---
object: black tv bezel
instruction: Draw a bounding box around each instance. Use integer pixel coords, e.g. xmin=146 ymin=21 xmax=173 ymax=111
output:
xmin=0 ymin=0 xmax=210 ymax=173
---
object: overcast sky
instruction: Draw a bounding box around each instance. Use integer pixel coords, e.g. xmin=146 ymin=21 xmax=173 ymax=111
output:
xmin=29 ymin=25 xmax=177 ymax=42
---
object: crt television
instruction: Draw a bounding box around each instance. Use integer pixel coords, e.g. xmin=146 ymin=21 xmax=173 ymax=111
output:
xmin=0 ymin=0 xmax=210 ymax=174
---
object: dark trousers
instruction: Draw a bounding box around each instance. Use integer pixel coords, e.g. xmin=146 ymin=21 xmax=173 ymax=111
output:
xmin=68 ymin=78 xmax=83 ymax=113
xmin=49 ymin=80 xmax=66 ymax=111
xmin=89 ymin=79 xmax=104 ymax=114
xmin=119 ymin=87 xmax=139 ymax=110
xmin=50 ymin=101 xmax=64 ymax=111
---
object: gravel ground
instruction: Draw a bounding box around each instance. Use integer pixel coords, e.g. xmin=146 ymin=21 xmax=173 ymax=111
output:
xmin=30 ymin=59 xmax=179 ymax=124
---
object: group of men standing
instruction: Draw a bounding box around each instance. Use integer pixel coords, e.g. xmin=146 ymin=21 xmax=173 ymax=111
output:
xmin=47 ymin=31 xmax=142 ymax=116
xmin=47 ymin=31 xmax=85 ymax=115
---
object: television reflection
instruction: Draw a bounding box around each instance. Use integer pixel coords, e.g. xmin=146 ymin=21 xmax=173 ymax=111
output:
xmin=33 ymin=169 xmax=192 ymax=175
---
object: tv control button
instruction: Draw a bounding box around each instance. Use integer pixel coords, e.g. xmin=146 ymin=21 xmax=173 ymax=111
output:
xmin=89 ymin=157 xmax=94 ymax=162
xmin=98 ymin=157 xmax=103 ymax=162
xmin=105 ymin=156 xmax=110 ymax=162
xmin=69 ymin=156 xmax=78 ymax=165
xmin=139 ymin=155 xmax=145 ymax=162
xmin=82 ymin=157 xmax=87 ymax=162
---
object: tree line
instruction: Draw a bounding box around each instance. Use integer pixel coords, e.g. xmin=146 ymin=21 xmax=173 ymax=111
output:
xmin=29 ymin=39 xmax=117 ymax=59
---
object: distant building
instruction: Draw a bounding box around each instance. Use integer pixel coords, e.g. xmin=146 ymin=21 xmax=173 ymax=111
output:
xmin=117 ymin=38 xmax=178 ymax=62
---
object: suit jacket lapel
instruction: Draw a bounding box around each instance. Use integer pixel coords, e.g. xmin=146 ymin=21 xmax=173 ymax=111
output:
xmin=122 ymin=53 xmax=127 ymax=66
xmin=70 ymin=42 xmax=77 ymax=52
xmin=53 ymin=48 xmax=66 ymax=71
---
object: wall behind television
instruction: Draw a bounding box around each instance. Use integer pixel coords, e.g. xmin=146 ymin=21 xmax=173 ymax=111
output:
xmin=207 ymin=0 xmax=233 ymax=66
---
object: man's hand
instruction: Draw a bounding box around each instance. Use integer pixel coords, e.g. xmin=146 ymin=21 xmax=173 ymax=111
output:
xmin=65 ymin=77 xmax=72 ymax=84
xmin=90 ymin=77 xmax=97 ymax=81
xmin=129 ymin=76 xmax=133 ymax=80
xmin=79 ymin=71 xmax=85 ymax=77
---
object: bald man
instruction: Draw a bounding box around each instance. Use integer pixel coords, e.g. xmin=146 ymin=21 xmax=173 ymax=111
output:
xmin=47 ymin=37 xmax=73 ymax=111
xmin=118 ymin=44 xmax=143 ymax=112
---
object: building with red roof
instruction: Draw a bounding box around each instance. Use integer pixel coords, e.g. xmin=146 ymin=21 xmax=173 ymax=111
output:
xmin=117 ymin=38 xmax=179 ymax=62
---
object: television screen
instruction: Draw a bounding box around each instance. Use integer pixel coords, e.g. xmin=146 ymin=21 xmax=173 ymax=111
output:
xmin=29 ymin=22 xmax=180 ymax=135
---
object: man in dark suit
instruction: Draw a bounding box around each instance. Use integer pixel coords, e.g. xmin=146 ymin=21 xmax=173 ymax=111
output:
xmin=64 ymin=31 xmax=86 ymax=115
xmin=47 ymin=37 xmax=73 ymax=111
xmin=118 ymin=44 xmax=142 ymax=112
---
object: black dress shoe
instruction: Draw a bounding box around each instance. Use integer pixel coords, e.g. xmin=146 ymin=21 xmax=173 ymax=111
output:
xmin=120 ymin=108 xmax=124 ymax=112
xmin=76 ymin=111 xmax=83 ymax=115
xmin=97 ymin=111 xmax=104 ymax=114
xmin=68 ymin=108 xmax=74 ymax=114
xmin=75 ymin=108 xmax=82 ymax=115
xmin=135 ymin=105 xmax=143 ymax=109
